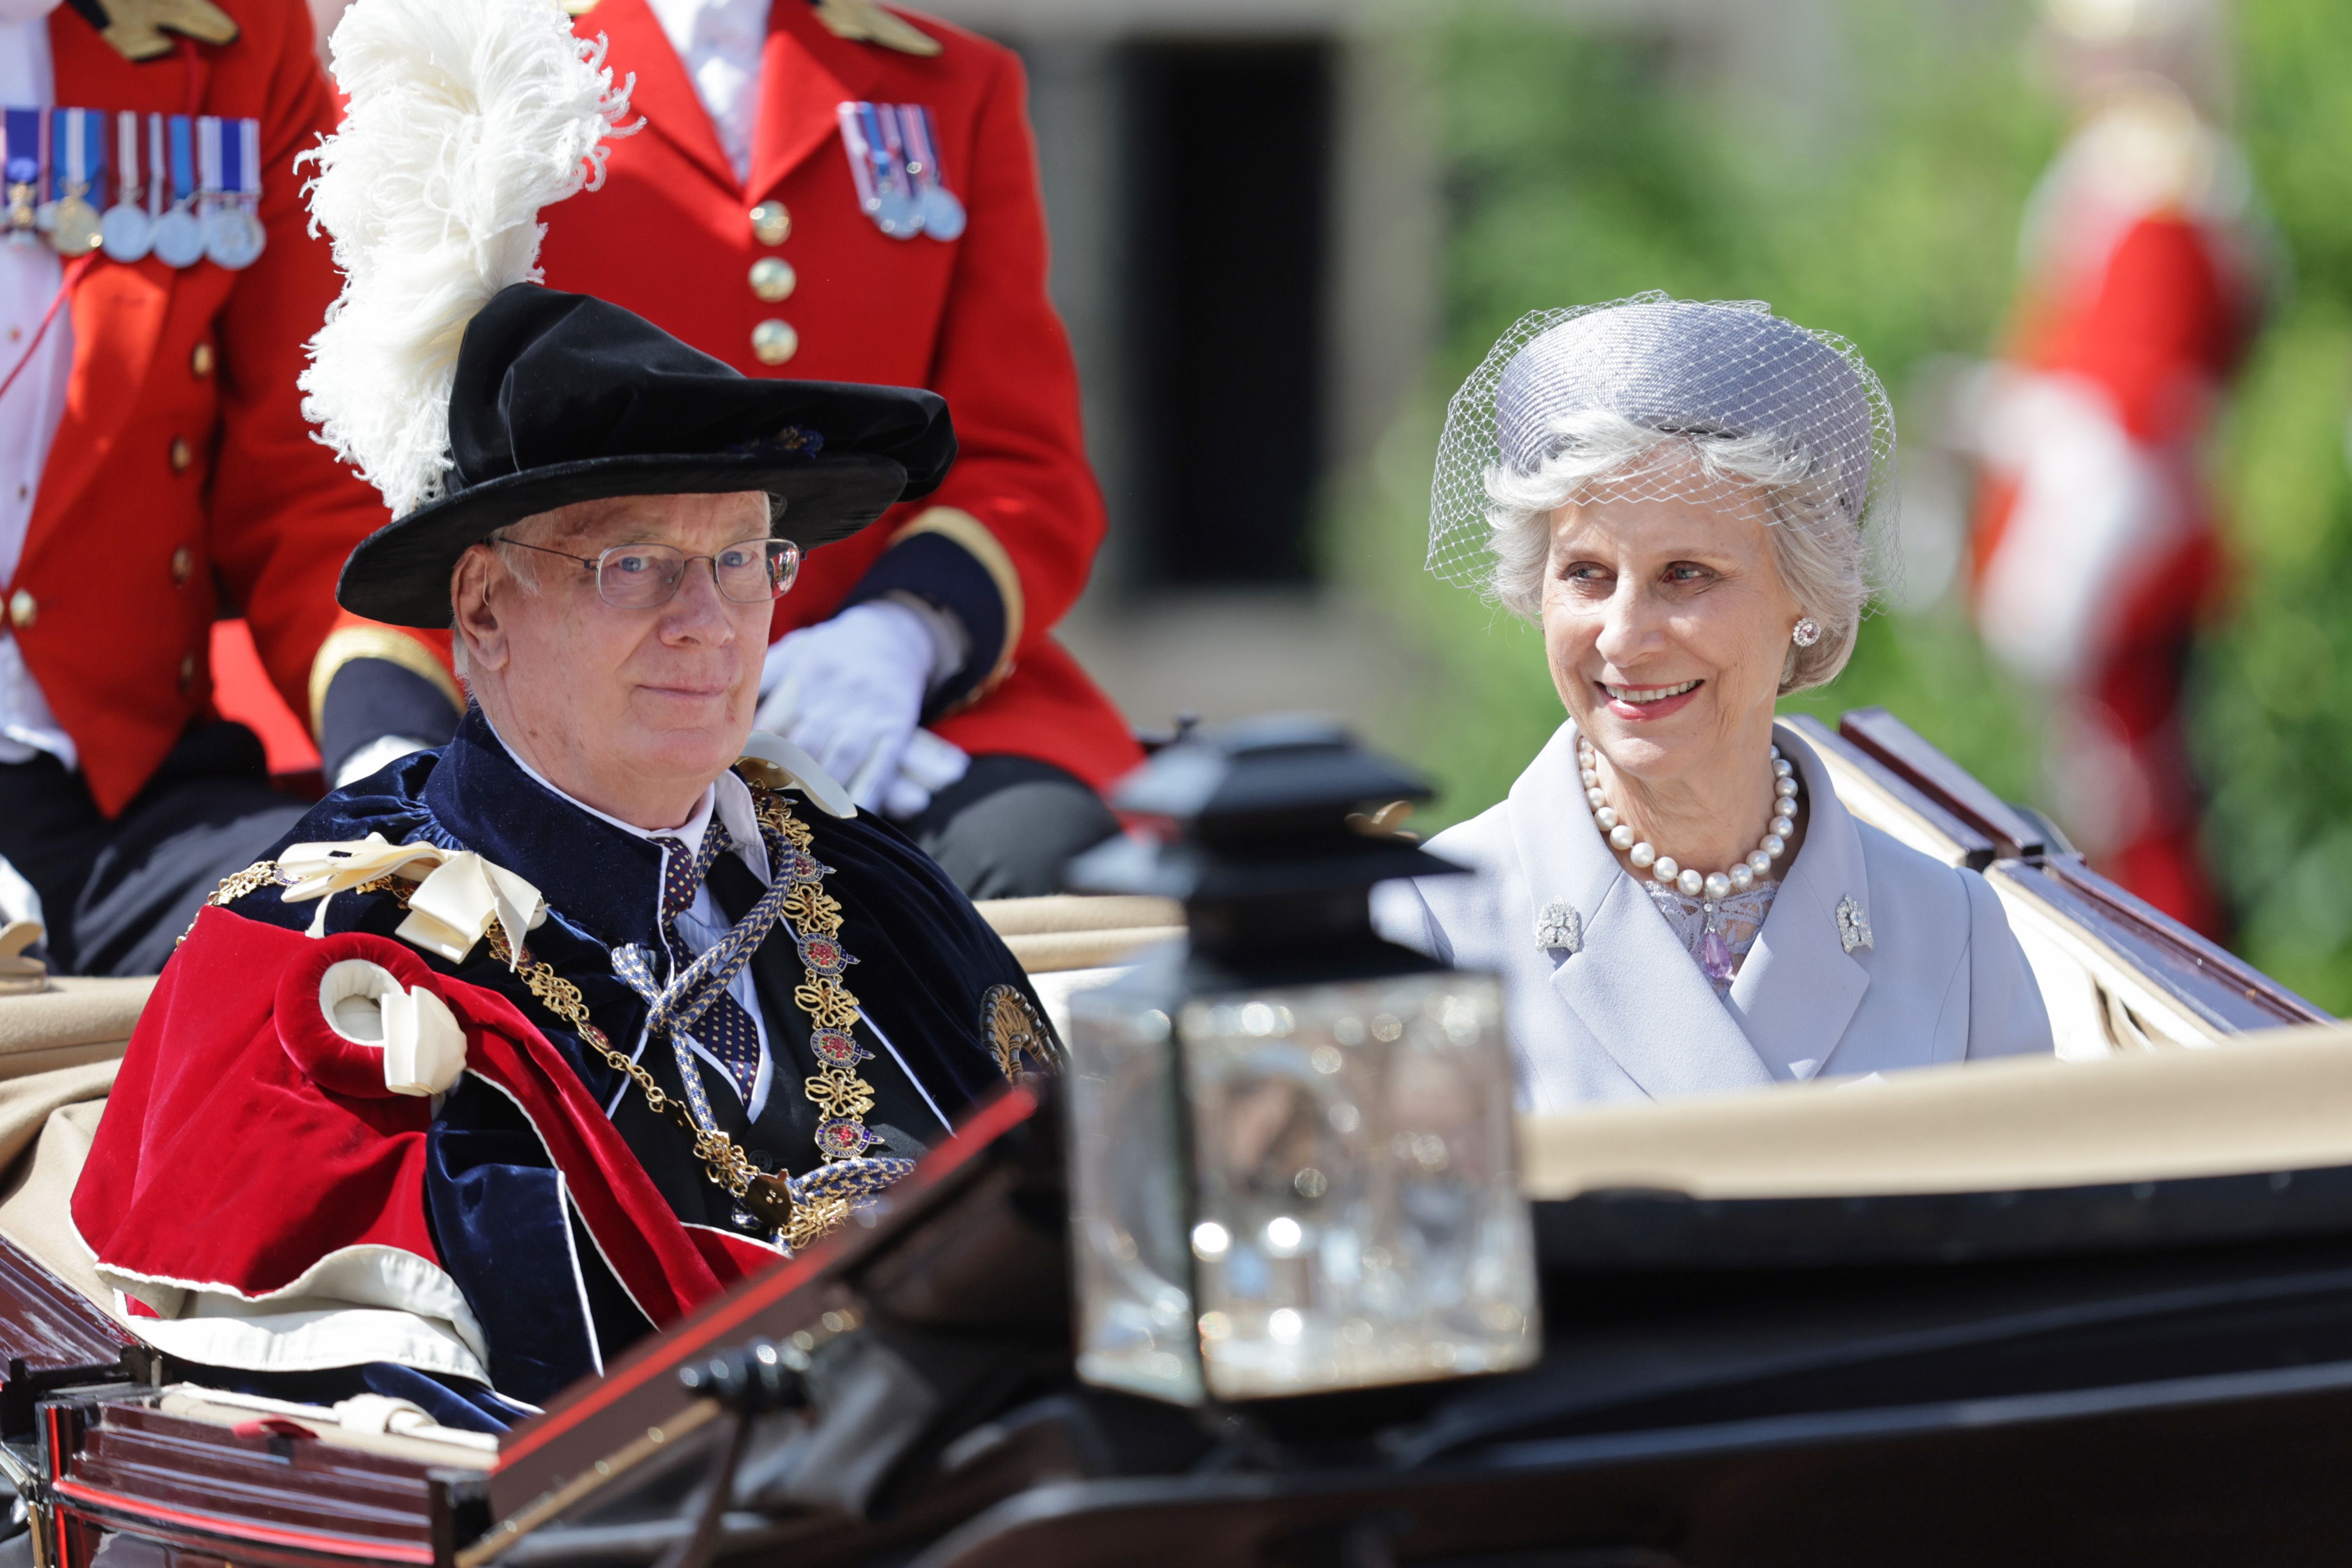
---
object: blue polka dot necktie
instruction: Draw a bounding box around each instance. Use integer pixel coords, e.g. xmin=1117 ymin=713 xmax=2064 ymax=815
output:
xmin=651 ymin=822 xmax=765 ymax=1103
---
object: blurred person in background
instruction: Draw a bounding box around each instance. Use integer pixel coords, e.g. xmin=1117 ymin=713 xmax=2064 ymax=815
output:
xmin=1967 ymin=0 xmax=2272 ymax=935
xmin=0 ymin=0 xmax=449 ymax=975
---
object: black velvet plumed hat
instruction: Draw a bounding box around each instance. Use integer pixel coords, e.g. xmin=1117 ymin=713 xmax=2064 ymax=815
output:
xmin=335 ymin=284 xmax=956 ymax=628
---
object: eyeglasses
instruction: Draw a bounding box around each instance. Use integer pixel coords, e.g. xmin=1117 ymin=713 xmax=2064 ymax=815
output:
xmin=499 ymin=536 xmax=802 ymax=610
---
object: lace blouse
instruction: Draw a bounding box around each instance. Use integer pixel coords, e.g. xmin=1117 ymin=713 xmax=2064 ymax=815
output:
xmin=1640 ymin=880 xmax=1782 ymax=997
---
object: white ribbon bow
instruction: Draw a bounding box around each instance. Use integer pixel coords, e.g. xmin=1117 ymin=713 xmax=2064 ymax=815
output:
xmin=318 ymin=957 xmax=468 ymax=1096
xmin=278 ymin=834 xmax=547 ymax=965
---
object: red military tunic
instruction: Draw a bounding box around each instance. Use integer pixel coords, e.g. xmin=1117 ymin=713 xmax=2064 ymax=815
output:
xmin=30 ymin=0 xmax=395 ymax=814
xmin=533 ymin=0 xmax=1139 ymax=794
xmin=1968 ymin=90 xmax=2266 ymax=934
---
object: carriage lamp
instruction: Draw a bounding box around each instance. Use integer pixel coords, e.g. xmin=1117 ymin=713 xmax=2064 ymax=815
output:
xmin=1061 ymin=717 xmax=1539 ymax=1405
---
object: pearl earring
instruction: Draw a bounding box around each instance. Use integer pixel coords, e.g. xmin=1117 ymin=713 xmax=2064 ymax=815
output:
xmin=1792 ymin=618 xmax=1823 ymax=648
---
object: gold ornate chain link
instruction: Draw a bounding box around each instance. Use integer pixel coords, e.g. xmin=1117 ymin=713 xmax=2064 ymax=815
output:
xmin=482 ymin=922 xmax=800 ymax=1232
xmin=752 ymin=786 xmax=892 ymax=1176
xmin=207 ymin=860 xmax=284 ymax=907
xmin=792 ymin=976 xmax=860 ymax=1029
xmin=202 ymin=861 xmax=412 ymax=914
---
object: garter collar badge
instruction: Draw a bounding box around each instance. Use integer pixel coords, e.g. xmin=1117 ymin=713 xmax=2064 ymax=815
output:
xmin=983 ymin=984 xmax=1054 ymax=1082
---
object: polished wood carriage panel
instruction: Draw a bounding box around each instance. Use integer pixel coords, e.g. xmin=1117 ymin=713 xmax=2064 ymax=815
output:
xmin=37 ymin=1390 xmax=482 ymax=1567
xmin=0 ymin=1234 xmax=135 ymax=1438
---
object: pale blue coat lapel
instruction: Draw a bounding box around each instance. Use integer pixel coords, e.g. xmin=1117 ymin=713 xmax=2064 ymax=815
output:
xmin=1722 ymin=726 xmax=1874 ymax=1081
xmin=1505 ymin=724 xmax=1774 ymax=1099
xmin=1392 ymin=721 xmax=2043 ymax=1113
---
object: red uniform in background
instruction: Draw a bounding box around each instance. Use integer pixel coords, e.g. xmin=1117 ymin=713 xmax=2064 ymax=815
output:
xmin=539 ymin=0 xmax=1137 ymax=796
xmin=35 ymin=0 xmax=381 ymax=812
xmin=0 ymin=0 xmax=443 ymax=974
xmin=1969 ymin=85 xmax=2267 ymax=934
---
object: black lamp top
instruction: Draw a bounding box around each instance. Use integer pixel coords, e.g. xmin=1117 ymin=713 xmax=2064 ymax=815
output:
xmin=1067 ymin=717 xmax=1466 ymax=962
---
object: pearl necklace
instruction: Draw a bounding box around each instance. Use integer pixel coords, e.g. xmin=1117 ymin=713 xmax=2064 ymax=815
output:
xmin=1577 ymin=737 xmax=1802 ymax=901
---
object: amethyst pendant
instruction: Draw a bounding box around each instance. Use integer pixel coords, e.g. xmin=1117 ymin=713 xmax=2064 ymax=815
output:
xmin=1700 ymin=927 xmax=1735 ymax=985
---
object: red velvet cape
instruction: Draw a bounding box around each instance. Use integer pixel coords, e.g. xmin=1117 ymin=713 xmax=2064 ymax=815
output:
xmin=74 ymin=907 xmax=775 ymax=1334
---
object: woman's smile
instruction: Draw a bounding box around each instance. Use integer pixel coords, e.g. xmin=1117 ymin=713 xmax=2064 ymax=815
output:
xmin=1598 ymin=678 xmax=1704 ymax=720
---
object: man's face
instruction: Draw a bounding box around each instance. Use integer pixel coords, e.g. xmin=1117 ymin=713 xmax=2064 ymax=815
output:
xmin=453 ymin=491 xmax=776 ymax=826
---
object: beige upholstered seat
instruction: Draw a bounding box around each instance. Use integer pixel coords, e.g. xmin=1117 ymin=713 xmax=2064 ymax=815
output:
xmin=21 ymin=898 xmax=2347 ymax=1289
xmin=1521 ymin=1019 xmax=2352 ymax=1200
xmin=0 ymin=978 xmax=153 ymax=1321
xmin=973 ymin=895 xmax=1183 ymax=972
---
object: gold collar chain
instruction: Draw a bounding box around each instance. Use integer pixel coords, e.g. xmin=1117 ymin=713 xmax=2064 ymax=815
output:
xmin=197 ymin=784 xmax=891 ymax=1252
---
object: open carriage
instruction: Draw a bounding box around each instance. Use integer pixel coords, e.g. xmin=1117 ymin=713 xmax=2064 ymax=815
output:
xmin=0 ymin=708 xmax=2342 ymax=1568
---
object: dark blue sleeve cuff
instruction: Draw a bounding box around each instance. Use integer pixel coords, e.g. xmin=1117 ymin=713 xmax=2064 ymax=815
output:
xmin=843 ymin=522 xmax=1015 ymax=718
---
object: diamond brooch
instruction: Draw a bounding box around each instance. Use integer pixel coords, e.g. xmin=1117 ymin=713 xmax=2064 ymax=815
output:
xmin=1535 ymin=900 xmax=1583 ymax=956
xmin=1837 ymin=896 xmax=1874 ymax=955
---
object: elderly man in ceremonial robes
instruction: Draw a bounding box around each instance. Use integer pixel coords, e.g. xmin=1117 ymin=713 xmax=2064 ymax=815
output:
xmin=71 ymin=0 xmax=1051 ymax=1423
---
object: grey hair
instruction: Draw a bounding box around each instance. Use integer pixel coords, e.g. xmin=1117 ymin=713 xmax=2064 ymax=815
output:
xmin=448 ymin=521 xmax=557 ymax=683
xmin=1485 ymin=408 xmax=1870 ymax=693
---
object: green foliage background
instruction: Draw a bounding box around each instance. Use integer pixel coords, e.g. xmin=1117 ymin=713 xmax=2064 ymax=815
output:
xmin=1335 ymin=0 xmax=2352 ymax=1009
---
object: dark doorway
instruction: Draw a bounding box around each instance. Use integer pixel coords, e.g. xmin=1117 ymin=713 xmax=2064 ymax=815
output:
xmin=1121 ymin=40 xmax=1333 ymax=588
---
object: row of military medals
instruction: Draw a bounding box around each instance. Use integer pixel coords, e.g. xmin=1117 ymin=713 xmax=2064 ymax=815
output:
xmin=836 ymin=101 xmax=965 ymax=241
xmin=4 ymin=108 xmax=264 ymax=269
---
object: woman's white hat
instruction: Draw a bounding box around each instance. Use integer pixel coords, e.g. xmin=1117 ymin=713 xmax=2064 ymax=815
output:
xmin=1427 ymin=293 xmax=1898 ymax=595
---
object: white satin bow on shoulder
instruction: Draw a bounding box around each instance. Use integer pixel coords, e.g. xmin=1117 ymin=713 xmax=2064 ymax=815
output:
xmin=316 ymin=957 xmax=468 ymax=1097
xmin=277 ymin=834 xmax=548 ymax=966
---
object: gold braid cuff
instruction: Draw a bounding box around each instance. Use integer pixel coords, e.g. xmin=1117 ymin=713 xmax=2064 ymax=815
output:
xmin=886 ymin=506 xmax=1025 ymax=713
xmin=308 ymin=625 xmax=465 ymax=742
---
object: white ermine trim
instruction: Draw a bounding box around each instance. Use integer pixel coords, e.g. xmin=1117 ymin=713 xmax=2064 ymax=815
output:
xmin=127 ymin=1306 xmax=491 ymax=1385
xmin=90 ymin=1240 xmax=493 ymax=1382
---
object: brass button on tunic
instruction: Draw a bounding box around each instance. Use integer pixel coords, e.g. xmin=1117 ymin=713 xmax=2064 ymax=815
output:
xmin=749 ymin=257 xmax=796 ymax=303
xmin=751 ymin=319 xmax=799 ymax=366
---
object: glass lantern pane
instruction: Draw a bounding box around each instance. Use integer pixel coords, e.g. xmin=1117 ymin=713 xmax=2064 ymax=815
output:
xmin=1179 ymin=972 xmax=1538 ymax=1401
xmin=1066 ymin=974 xmax=1204 ymax=1404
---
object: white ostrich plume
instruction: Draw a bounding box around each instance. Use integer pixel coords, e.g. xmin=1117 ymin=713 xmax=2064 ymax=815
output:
xmin=298 ymin=0 xmax=636 ymax=518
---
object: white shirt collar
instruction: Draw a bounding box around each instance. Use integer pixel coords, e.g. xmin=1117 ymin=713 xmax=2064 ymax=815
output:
xmin=480 ymin=708 xmax=772 ymax=886
xmin=642 ymin=0 xmax=771 ymax=184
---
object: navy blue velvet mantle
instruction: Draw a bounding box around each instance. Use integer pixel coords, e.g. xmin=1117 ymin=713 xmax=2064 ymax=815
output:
xmin=214 ymin=709 xmax=1044 ymax=1405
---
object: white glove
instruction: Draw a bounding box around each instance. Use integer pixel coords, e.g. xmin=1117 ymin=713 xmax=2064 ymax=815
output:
xmin=888 ymin=727 xmax=971 ymax=820
xmin=0 ymin=852 xmax=40 ymax=931
xmin=756 ymin=601 xmax=969 ymax=815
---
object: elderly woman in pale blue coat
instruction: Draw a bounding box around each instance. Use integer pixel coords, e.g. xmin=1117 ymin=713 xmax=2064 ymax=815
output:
xmin=1378 ymin=296 xmax=2053 ymax=1112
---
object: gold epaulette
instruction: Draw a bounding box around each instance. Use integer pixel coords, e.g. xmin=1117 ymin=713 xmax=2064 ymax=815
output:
xmin=85 ymin=0 xmax=239 ymax=63
xmin=812 ymin=0 xmax=941 ymax=56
